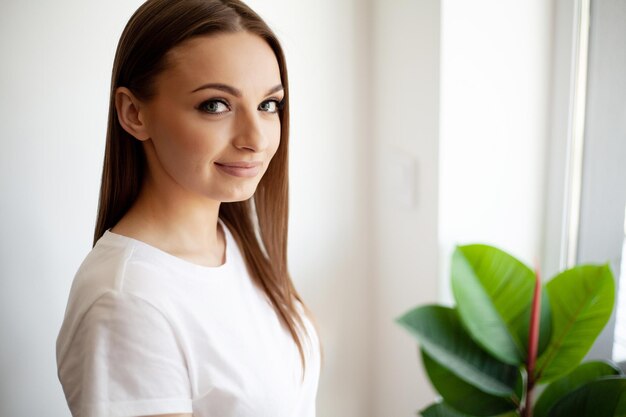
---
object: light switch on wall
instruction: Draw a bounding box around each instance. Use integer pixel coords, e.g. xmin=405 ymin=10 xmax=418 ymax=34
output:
xmin=386 ymin=148 xmax=418 ymax=210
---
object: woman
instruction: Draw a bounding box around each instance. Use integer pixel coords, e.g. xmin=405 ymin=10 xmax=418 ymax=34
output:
xmin=55 ymin=1 xmax=321 ymax=416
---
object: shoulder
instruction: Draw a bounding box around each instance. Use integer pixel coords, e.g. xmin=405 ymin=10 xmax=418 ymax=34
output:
xmin=77 ymin=290 xmax=175 ymax=340
xmin=57 ymin=234 xmax=174 ymax=360
xmin=65 ymin=232 xmax=163 ymax=311
xmin=75 ymin=227 xmax=189 ymax=294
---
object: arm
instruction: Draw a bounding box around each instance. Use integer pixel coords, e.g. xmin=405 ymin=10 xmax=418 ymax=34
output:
xmin=59 ymin=291 xmax=194 ymax=417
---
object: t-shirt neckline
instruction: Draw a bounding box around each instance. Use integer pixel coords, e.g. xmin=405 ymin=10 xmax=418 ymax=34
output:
xmin=100 ymin=218 xmax=232 ymax=273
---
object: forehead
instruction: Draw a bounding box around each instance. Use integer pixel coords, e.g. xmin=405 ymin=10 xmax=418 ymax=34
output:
xmin=157 ymin=31 xmax=282 ymax=95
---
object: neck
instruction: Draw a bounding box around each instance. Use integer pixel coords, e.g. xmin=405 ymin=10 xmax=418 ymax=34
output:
xmin=112 ymin=169 xmax=225 ymax=265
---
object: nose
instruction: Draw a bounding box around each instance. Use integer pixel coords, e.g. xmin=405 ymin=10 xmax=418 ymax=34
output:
xmin=233 ymin=107 xmax=270 ymax=152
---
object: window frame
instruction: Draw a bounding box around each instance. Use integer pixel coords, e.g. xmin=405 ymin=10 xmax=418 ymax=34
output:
xmin=544 ymin=0 xmax=626 ymax=368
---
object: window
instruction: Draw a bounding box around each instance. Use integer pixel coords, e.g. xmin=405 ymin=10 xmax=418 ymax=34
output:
xmin=544 ymin=0 xmax=626 ymax=366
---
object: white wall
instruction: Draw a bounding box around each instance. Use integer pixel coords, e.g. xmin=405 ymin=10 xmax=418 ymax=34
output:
xmin=439 ymin=0 xmax=553 ymax=305
xmin=370 ymin=0 xmax=441 ymax=415
xmin=369 ymin=0 xmax=555 ymax=413
xmin=0 ymin=1 xmax=146 ymax=415
xmin=369 ymin=0 xmax=556 ymax=413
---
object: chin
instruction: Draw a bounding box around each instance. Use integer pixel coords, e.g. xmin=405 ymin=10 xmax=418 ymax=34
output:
xmin=218 ymin=188 xmax=257 ymax=203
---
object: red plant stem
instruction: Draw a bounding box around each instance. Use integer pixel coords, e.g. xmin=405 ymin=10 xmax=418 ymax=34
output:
xmin=524 ymin=264 xmax=542 ymax=417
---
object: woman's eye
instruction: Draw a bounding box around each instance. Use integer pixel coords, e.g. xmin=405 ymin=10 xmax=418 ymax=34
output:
xmin=259 ymin=99 xmax=283 ymax=113
xmin=199 ymin=99 xmax=229 ymax=114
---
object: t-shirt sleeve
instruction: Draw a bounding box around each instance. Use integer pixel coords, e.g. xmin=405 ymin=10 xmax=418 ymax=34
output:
xmin=65 ymin=291 xmax=193 ymax=417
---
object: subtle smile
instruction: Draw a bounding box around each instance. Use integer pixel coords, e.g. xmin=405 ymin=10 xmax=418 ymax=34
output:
xmin=214 ymin=161 xmax=262 ymax=178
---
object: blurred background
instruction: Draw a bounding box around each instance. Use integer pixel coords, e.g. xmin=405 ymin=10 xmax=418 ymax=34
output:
xmin=1 ymin=0 xmax=625 ymax=416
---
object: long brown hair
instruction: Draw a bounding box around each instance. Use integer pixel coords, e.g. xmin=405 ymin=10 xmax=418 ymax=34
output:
xmin=93 ymin=0 xmax=321 ymax=380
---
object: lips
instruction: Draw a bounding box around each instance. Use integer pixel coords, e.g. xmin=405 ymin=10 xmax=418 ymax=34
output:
xmin=214 ymin=161 xmax=262 ymax=178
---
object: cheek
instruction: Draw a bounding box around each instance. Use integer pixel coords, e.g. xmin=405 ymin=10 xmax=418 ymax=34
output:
xmin=153 ymin=114 xmax=225 ymax=161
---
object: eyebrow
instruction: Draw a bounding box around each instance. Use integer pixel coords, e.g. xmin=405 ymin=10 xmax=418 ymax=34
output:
xmin=190 ymin=83 xmax=284 ymax=97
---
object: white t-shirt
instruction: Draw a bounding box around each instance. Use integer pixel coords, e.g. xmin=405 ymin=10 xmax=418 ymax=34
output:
xmin=56 ymin=219 xmax=320 ymax=417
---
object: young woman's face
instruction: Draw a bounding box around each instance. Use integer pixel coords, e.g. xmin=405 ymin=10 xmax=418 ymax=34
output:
xmin=139 ymin=31 xmax=283 ymax=202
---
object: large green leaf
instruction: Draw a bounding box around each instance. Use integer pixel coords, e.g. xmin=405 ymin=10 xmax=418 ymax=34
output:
xmin=421 ymin=403 xmax=519 ymax=417
xmin=548 ymin=377 xmax=626 ymax=416
xmin=509 ymin=287 xmax=553 ymax=358
xmin=396 ymin=305 xmax=518 ymax=396
xmin=421 ymin=402 xmax=476 ymax=417
xmin=421 ymin=349 xmax=518 ymax=416
xmin=451 ymin=244 xmax=539 ymax=365
xmin=534 ymin=360 xmax=623 ymax=417
xmin=421 ymin=402 xmax=475 ymax=417
xmin=535 ymin=264 xmax=615 ymax=383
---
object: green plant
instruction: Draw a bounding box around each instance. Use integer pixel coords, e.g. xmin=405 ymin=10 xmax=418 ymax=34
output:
xmin=396 ymin=244 xmax=626 ymax=417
